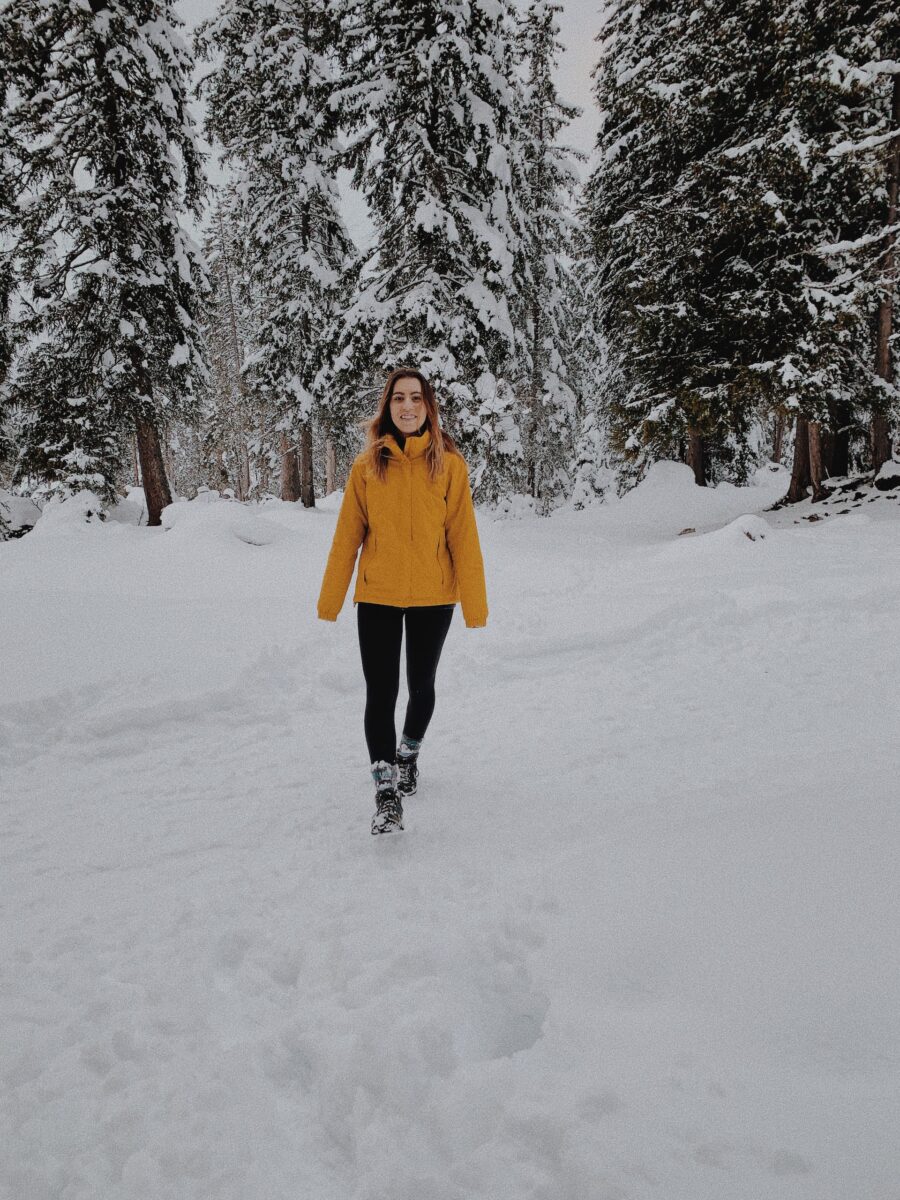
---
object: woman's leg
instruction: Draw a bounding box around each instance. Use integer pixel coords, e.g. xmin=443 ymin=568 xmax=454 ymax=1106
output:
xmin=357 ymin=602 xmax=404 ymax=763
xmin=402 ymin=604 xmax=455 ymax=742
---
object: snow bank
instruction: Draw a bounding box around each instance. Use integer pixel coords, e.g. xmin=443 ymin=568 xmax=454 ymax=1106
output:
xmin=26 ymin=489 xmax=108 ymax=537
xmin=611 ymin=460 xmax=787 ymax=538
xmin=0 ymin=489 xmax=41 ymax=536
xmin=161 ymin=497 xmax=290 ymax=547
xmin=874 ymin=457 xmax=900 ymax=490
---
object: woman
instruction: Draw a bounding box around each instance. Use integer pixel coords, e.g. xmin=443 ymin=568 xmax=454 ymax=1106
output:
xmin=317 ymin=367 xmax=488 ymax=834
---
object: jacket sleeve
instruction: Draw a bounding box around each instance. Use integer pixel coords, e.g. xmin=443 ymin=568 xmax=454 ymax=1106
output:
xmin=446 ymin=454 xmax=488 ymax=628
xmin=317 ymin=458 xmax=368 ymax=621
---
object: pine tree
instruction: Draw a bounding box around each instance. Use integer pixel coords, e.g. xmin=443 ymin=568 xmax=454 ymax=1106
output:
xmin=585 ymin=0 xmax=897 ymax=497
xmin=804 ymin=1 xmax=900 ymax=482
xmin=514 ymin=0 xmax=582 ymax=512
xmin=1 ymin=0 xmax=209 ymax=522
xmin=757 ymin=0 xmax=898 ymax=500
xmin=199 ymin=187 xmax=262 ymax=499
xmin=584 ymin=0 xmax=725 ymax=486
xmin=567 ymin=248 xmax=615 ymax=507
xmin=335 ymin=0 xmax=526 ymax=498
xmin=196 ymin=0 xmax=355 ymax=508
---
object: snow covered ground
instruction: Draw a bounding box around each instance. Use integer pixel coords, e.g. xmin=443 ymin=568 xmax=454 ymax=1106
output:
xmin=2 ymin=463 xmax=899 ymax=1200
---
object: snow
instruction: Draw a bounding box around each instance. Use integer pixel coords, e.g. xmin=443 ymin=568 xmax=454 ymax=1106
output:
xmin=2 ymin=467 xmax=900 ymax=1199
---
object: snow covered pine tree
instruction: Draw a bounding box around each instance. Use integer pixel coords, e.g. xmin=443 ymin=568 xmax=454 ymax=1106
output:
xmin=586 ymin=0 xmax=899 ymax=497
xmin=514 ymin=0 xmax=582 ymax=512
xmin=196 ymin=0 xmax=355 ymax=508
xmin=334 ymin=0 xmax=527 ymax=498
xmin=1 ymin=0 xmax=209 ymax=522
xmin=198 ymin=186 xmax=260 ymax=501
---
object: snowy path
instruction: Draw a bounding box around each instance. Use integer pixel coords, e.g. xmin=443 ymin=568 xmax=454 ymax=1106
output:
xmin=2 ymin=468 xmax=899 ymax=1199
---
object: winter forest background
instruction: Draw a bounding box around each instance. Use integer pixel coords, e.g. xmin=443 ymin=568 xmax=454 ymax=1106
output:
xmin=2 ymin=0 xmax=898 ymax=533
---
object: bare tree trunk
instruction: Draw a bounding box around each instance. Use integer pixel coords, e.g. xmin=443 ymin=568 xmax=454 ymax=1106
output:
xmin=772 ymin=412 xmax=785 ymax=464
xmin=299 ymin=420 xmax=315 ymax=508
xmin=214 ymin=444 xmax=227 ymax=491
xmin=871 ymin=412 xmax=891 ymax=473
xmin=686 ymin=426 xmax=706 ymax=486
xmin=821 ymin=428 xmax=835 ymax=478
xmin=830 ymin=400 xmax=851 ymax=477
xmin=258 ymin=413 xmax=270 ymax=495
xmin=785 ymin=414 xmax=811 ymax=503
xmin=872 ymin=73 xmax=900 ymax=474
xmin=325 ymin=436 xmax=336 ymax=495
xmin=280 ymin=430 xmax=301 ymax=502
xmin=132 ymin=433 xmax=140 ymax=487
xmin=135 ymin=412 xmax=172 ymax=525
xmin=162 ymin=424 xmax=175 ymax=492
xmin=808 ymin=420 xmax=830 ymax=501
xmin=239 ymin=440 xmax=251 ymax=500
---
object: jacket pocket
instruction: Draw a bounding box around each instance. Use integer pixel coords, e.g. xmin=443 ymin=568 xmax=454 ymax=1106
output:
xmin=362 ymin=532 xmax=376 ymax=585
xmin=436 ymin=536 xmax=444 ymax=587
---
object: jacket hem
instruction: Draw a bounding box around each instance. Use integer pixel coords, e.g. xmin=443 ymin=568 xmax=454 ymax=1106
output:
xmin=352 ymin=591 xmax=460 ymax=608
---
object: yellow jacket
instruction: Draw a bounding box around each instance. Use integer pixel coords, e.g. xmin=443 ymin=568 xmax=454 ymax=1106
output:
xmin=317 ymin=429 xmax=488 ymax=627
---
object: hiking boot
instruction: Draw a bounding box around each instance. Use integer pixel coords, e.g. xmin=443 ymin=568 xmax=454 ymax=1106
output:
xmin=396 ymin=734 xmax=422 ymax=797
xmin=370 ymin=760 xmax=403 ymax=834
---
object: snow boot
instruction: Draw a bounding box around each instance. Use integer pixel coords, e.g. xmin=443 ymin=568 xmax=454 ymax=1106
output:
xmin=396 ymin=733 xmax=422 ymax=797
xmin=370 ymin=760 xmax=403 ymax=834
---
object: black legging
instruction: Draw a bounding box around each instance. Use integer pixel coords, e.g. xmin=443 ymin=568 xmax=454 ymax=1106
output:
xmin=356 ymin=602 xmax=455 ymax=764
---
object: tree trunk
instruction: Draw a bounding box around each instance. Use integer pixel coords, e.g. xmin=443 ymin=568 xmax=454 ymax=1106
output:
xmin=135 ymin=412 xmax=172 ymax=526
xmin=214 ymin=444 xmax=228 ymax=492
xmin=325 ymin=436 xmax=336 ymax=495
xmin=808 ymin=420 xmax=830 ymax=501
xmin=239 ymin=440 xmax=251 ymax=501
xmin=821 ymin=427 xmax=835 ymax=478
xmin=299 ymin=420 xmax=315 ymax=508
xmin=772 ymin=412 xmax=785 ymax=464
xmin=162 ymin=424 xmax=175 ymax=488
xmin=830 ymin=401 xmax=851 ymax=477
xmin=871 ymin=413 xmax=892 ymax=473
xmin=872 ymin=72 xmax=900 ymax=473
xmin=686 ymin=426 xmax=706 ymax=486
xmin=258 ymin=413 xmax=270 ymax=495
xmin=785 ymin=414 xmax=811 ymax=503
xmin=280 ymin=430 xmax=301 ymax=502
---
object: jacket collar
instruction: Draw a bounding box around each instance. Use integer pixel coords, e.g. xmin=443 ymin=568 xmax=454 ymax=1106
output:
xmin=385 ymin=428 xmax=431 ymax=461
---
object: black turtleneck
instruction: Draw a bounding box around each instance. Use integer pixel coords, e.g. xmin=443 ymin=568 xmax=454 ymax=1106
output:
xmin=391 ymin=422 xmax=428 ymax=448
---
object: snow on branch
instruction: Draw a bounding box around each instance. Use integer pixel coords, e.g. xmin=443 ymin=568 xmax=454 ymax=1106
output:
xmin=828 ymin=128 xmax=900 ymax=157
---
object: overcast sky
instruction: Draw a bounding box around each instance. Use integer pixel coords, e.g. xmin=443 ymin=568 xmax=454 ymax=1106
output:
xmin=176 ymin=0 xmax=604 ymax=242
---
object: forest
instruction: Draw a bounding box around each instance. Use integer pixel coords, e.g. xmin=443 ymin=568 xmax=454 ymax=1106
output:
xmin=0 ymin=0 xmax=898 ymax=531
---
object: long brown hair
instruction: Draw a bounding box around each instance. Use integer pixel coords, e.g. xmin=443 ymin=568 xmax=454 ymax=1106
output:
xmin=362 ymin=367 xmax=461 ymax=481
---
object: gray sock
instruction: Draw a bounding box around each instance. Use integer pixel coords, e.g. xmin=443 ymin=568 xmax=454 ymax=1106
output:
xmin=371 ymin=759 xmax=397 ymax=790
xmin=398 ymin=734 xmax=423 ymax=759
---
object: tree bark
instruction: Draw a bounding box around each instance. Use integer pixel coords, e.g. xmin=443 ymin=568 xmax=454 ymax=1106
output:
xmin=772 ymin=412 xmax=785 ymax=464
xmin=686 ymin=426 xmax=706 ymax=486
xmin=135 ymin=412 xmax=172 ymax=525
xmin=299 ymin=420 xmax=315 ymax=508
xmin=258 ymin=413 xmax=270 ymax=496
xmin=325 ymin=436 xmax=336 ymax=495
xmin=238 ymin=440 xmax=251 ymax=501
xmin=872 ymin=72 xmax=900 ymax=473
xmin=785 ymin=414 xmax=811 ymax=503
xmin=820 ymin=427 xmax=835 ymax=478
xmin=280 ymin=430 xmax=301 ymax=502
xmin=808 ymin=420 xmax=830 ymax=501
xmin=829 ymin=400 xmax=851 ymax=477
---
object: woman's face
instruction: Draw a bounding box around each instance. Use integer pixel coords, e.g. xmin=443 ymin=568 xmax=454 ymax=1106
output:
xmin=389 ymin=377 xmax=427 ymax=436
